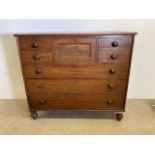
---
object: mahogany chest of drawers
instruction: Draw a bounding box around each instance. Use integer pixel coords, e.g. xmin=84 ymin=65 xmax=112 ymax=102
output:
xmin=15 ymin=33 xmax=136 ymax=120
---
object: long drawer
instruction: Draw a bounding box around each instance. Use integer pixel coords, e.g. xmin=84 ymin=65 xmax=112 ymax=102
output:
xmin=25 ymin=79 xmax=127 ymax=95
xmin=29 ymin=94 xmax=125 ymax=110
xmin=23 ymin=64 xmax=129 ymax=79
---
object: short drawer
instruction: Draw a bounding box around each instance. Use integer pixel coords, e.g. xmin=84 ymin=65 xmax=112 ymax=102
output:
xmin=18 ymin=36 xmax=51 ymax=51
xmin=25 ymin=79 xmax=127 ymax=95
xmin=98 ymin=50 xmax=130 ymax=64
xmin=21 ymin=51 xmax=52 ymax=65
xmin=23 ymin=64 xmax=129 ymax=79
xmin=29 ymin=94 xmax=125 ymax=110
xmin=98 ymin=35 xmax=132 ymax=50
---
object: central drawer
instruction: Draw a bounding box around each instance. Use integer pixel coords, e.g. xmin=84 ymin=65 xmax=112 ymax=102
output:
xmin=29 ymin=94 xmax=125 ymax=110
xmin=52 ymin=37 xmax=96 ymax=65
xmin=26 ymin=79 xmax=127 ymax=95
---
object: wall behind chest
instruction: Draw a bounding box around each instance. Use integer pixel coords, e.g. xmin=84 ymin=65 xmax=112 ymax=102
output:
xmin=0 ymin=19 xmax=155 ymax=99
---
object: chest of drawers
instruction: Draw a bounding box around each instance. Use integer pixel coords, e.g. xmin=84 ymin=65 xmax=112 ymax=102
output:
xmin=15 ymin=33 xmax=136 ymax=120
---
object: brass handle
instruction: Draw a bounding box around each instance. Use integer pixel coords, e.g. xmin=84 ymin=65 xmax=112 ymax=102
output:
xmin=35 ymin=69 xmax=42 ymax=74
xmin=111 ymin=41 xmax=119 ymax=47
xmin=108 ymin=83 xmax=113 ymax=89
xmin=39 ymin=99 xmax=47 ymax=104
xmin=110 ymin=54 xmax=117 ymax=59
xmin=109 ymin=69 xmax=116 ymax=74
xmin=33 ymin=54 xmax=40 ymax=60
xmin=31 ymin=41 xmax=38 ymax=48
xmin=107 ymin=99 xmax=112 ymax=104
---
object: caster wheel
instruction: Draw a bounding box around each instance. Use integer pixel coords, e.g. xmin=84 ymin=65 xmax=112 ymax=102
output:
xmin=116 ymin=113 xmax=123 ymax=121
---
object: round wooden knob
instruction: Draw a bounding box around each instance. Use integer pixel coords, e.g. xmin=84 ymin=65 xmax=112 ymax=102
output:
xmin=31 ymin=41 xmax=38 ymax=48
xmin=109 ymin=69 xmax=116 ymax=74
xmin=111 ymin=41 xmax=119 ymax=47
xmin=39 ymin=99 xmax=47 ymax=104
xmin=35 ymin=69 xmax=42 ymax=74
xmin=33 ymin=54 xmax=40 ymax=60
xmin=107 ymin=99 xmax=112 ymax=104
xmin=110 ymin=54 xmax=117 ymax=59
xmin=108 ymin=83 xmax=113 ymax=89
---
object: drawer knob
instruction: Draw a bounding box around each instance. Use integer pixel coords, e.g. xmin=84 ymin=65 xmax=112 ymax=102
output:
xmin=35 ymin=69 xmax=42 ymax=74
xmin=109 ymin=69 xmax=116 ymax=74
xmin=31 ymin=41 xmax=38 ymax=48
xmin=110 ymin=54 xmax=117 ymax=59
xmin=108 ymin=83 xmax=113 ymax=89
xmin=107 ymin=99 xmax=112 ymax=104
xmin=39 ymin=99 xmax=47 ymax=104
xmin=111 ymin=41 xmax=119 ymax=47
xmin=33 ymin=54 xmax=40 ymax=60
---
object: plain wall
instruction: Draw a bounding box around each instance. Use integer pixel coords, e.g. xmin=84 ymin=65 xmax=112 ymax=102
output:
xmin=0 ymin=19 xmax=155 ymax=99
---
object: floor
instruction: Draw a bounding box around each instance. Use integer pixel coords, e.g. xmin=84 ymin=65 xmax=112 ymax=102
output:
xmin=0 ymin=99 xmax=155 ymax=135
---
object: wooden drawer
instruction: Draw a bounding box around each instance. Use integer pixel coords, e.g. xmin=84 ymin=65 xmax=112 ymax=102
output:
xmin=18 ymin=36 xmax=51 ymax=51
xmin=25 ymin=79 xmax=127 ymax=95
xmin=98 ymin=35 xmax=132 ymax=50
xmin=52 ymin=37 xmax=96 ymax=65
xmin=21 ymin=51 xmax=52 ymax=65
xmin=29 ymin=94 xmax=125 ymax=110
xmin=23 ymin=64 xmax=129 ymax=79
xmin=98 ymin=49 xmax=130 ymax=64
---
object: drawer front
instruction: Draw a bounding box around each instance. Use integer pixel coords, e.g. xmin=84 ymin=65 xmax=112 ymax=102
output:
xmin=52 ymin=37 xmax=96 ymax=65
xmin=98 ymin=35 xmax=132 ymax=50
xmin=21 ymin=51 xmax=52 ymax=65
xmin=23 ymin=64 xmax=129 ymax=79
xmin=29 ymin=95 xmax=125 ymax=110
xmin=25 ymin=79 xmax=127 ymax=95
xmin=18 ymin=36 xmax=51 ymax=51
xmin=98 ymin=50 xmax=130 ymax=64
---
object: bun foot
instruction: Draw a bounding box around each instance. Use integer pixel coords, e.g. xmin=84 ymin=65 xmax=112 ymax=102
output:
xmin=116 ymin=113 xmax=123 ymax=121
xmin=31 ymin=111 xmax=38 ymax=120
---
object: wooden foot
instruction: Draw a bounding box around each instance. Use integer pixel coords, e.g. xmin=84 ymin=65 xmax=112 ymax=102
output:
xmin=116 ymin=113 xmax=123 ymax=121
xmin=31 ymin=111 xmax=38 ymax=120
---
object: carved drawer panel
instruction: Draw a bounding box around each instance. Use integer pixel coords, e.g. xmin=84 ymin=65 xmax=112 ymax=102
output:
xmin=29 ymin=94 xmax=125 ymax=110
xmin=52 ymin=37 xmax=96 ymax=65
xmin=23 ymin=64 xmax=129 ymax=79
xmin=18 ymin=36 xmax=51 ymax=51
xmin=25 ymin=79 xmax=127 ymax=95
